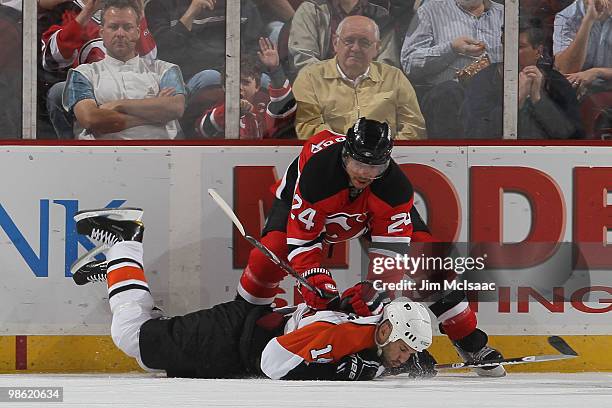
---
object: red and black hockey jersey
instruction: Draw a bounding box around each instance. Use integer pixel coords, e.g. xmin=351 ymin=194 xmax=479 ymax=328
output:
xmin=41 ymin=5 xmax=157 ymax=72
xmin=194 ymin=79 xmax=296 ymax=139
xmin=272 ymin=130 xmax=415 ymax=274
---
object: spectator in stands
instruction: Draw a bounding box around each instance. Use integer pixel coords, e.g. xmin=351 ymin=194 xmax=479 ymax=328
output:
xmin=520 ymin=0 xmax=574 ymax=65
xmin=292 ymin=15 xmax=425 ymax=139
xmin=400 ymin=0 xmax=504 ymax=139
xmin=194 ymin=38 xmax=296 ymax=139
xmin=462 ymin=18 xmax=583 ymax=139
xmin=0 ymin=1 xmax=21 ymax=138
xmin=0 ymin=0 xmax=20 ymax=11
xmin=253 ymin=0 xmax=295 ymax=44
xmin=145 ymin=0 xmax=266 ymax=97
xmin=63 ymin=0 xmax=185 ymax=140
xmin=40 ymin=0 xmax=157 ymax=139
xmin=288 ymin=0 xmax=400 ymax=78
xmin=553 ymin=0 xmax=611 ymax=95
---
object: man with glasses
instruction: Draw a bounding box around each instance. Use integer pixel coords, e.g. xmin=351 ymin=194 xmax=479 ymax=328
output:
xmin=288 ymin=0 xmax=401 ymax=77
xmin=237 ymin=117 xmax=506 ymax=377
xmin=292 ymin=15 xmax=426 ymax=140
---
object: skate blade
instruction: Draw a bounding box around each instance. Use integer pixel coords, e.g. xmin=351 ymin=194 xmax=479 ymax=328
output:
xmin=70 ymin=245 xmax=108 ymax=275
xmin=74 ymin=207 xmax=144 ymax=222
xmin=473 ymin=365 xmax=507 ymax=377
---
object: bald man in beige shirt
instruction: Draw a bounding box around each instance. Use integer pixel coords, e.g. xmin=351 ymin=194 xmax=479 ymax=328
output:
xmin=292 ymin=15 xmax=426 ymax=140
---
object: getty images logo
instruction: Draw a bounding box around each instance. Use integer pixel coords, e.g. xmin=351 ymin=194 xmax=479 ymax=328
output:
xmin=0 ymin=199 xmax=127 ymax=278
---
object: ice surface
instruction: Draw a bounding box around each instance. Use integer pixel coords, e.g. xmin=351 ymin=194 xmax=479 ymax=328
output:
xmin=0 ymin=373 xmax=610 ymax=408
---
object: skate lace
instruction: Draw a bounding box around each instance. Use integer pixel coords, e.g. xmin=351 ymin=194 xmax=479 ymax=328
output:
xmin=90 ymin=228 xmax=119 ymax=246
xmin=471 ymin=346 xmax=496 ymax=362
xmin=87 ymin=272 xmax=107 ymax=283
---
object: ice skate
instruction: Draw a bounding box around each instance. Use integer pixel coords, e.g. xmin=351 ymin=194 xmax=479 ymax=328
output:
xmin=453 ymin=328 xmax=506 ymax=377
xmin=71 ymin=245 xmax=109 ymax=285
xmin=72 ymin=258 xmax=108 ymax=286
xmin=75 ymin=207 xmax=145 ymax=247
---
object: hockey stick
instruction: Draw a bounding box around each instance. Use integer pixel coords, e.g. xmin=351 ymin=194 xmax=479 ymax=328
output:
xmin=435 ymin=336 xmax=578 ymax=371
xmin=207 ymin=188 xmax=335 ymax=300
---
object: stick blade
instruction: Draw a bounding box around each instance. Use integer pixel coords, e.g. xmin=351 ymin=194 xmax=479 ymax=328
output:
xmin=207 ymin=188 xmax=246 ymax=236
xmin=548 ymin=336 xmax=578 ymax=356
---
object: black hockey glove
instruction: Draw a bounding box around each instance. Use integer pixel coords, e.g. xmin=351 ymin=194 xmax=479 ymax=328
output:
xmin=383 ymin=350 xmax=437 ymax=378
xmin=335 ymin=351 xmax=382 ymax=381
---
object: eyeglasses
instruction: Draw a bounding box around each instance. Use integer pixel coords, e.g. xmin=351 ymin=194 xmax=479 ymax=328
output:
xmin=338 ymin=36 xmax=376 ymax=50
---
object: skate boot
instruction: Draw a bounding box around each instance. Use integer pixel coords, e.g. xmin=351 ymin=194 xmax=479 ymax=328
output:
xmin=72 ymin=259 xmax=108 ymax=285
xmin=75 ymin=207 xmax=145 ymax=246
xmin=453 ymin=328 xmax=506 ymax=377
xmin=71 ymin=245 xmax=108 ymax=285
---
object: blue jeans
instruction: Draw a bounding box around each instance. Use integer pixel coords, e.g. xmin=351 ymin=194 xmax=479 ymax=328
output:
xmin=186 ymin=69 xmax=271 ymax=102
xmin=46 ymin=81 xmax=74 ymax=139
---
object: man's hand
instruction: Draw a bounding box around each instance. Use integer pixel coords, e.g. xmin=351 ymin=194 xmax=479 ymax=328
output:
xmin=239 ymin=99 xmax=254 ymax=116
xmin=257 ymin=37 xmax=280 ymax=71
xmin=584 ymin=0 xmax=610 ymax=23
xmin=340 ymin=281 xmax=387 ymax=317
xmin=75 ymin=0 xmax=104 ymax=26
xmin=182 ymin=0 xmax=216 ymax=30
xmin=188 ymin=0 xmax=216 ymax=15
xmin=82 ymin=0 xmax=104 ymax=12
xmin=158 ymin=87 xmax=176 ymax=97
xmin=523 ymin=66 xmax=544 ymax=103
xmin=298 ymin=268 xmax=339 ymax=310
xmin=566 ymin=68 xmax=601 ymax=89
xmin=518 ymin=70 xmax=533 ymax=109
xmin=383 ymin=350 xmax=437 ymax=378
xmin=99 ymin=100 xmax=122 ymax=111
xmin=451 ymin=36 xmax=486 ymax=57
xmin=335 ymin=352 xmax=381 ymax=381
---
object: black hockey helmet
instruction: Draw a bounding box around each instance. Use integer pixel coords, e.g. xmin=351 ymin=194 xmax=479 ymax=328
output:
xmin=343 ymin=118 xmax=393 ymax=166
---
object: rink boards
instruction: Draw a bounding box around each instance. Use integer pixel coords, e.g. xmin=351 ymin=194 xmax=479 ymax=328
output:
xmin=1 ymin=144 xmax=611 ymax=372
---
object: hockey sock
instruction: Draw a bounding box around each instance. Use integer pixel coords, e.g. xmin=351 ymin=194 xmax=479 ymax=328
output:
xmin=429 ymin=290 xmax=477 ymax=341
xmin=237 ymin=231 xmax=288 ymax=305
xmin=106 ymin=241 xmax=150 ymax=313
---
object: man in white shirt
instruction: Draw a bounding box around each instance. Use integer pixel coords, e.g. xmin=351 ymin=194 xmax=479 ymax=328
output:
xmin=63 ymin=0 xmax=185 ymax=140
xmin=553 ymin=0 xmax=612 ymax=94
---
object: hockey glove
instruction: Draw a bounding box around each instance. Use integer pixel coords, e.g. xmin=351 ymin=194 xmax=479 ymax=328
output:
xmin=298 ymin=268 xmax=339 ymax=310
xmin=335 ymin=351 xmax=382 ymax=381
xmin=384 ymin=349 xmax=437 ymax=378
xmin=340 ymin=280 xmax=389 ymax=316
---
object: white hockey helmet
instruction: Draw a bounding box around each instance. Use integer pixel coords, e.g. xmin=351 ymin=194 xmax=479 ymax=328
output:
xmin=376 ymin=299 xmax=433 ymax=352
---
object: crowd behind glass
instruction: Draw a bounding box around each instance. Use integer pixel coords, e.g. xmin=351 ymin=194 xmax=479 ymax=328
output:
xmin=0 ymin=0 xmax=610 ymax=140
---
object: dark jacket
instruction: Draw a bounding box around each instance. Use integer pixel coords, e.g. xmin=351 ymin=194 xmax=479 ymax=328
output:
xmin=145 ymin=0 xmax=265 ymax=80
xmin=462 ymin=63 xmax=584 ymax=139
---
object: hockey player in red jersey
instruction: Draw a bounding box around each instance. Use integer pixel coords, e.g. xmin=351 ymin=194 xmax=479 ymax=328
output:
xmin=238 ymin=118 xmax=507 ymax=377
xmin=71 ymin=208 xmax=435 ymax=380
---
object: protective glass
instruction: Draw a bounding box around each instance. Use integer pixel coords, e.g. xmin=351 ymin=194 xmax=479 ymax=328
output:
xmin=343 ymin=156 xmax=389 ymax=180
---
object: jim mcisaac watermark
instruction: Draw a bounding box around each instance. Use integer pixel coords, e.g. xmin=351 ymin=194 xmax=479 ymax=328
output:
xmin=370 ymin=253 xmax=497 ymax=292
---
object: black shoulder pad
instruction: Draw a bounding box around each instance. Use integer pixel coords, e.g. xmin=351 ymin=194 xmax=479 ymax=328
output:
xmin=370 ymin=160 xmax=414 ymax=207
xmin=299 ymin=144 xmax=347 ymax=204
